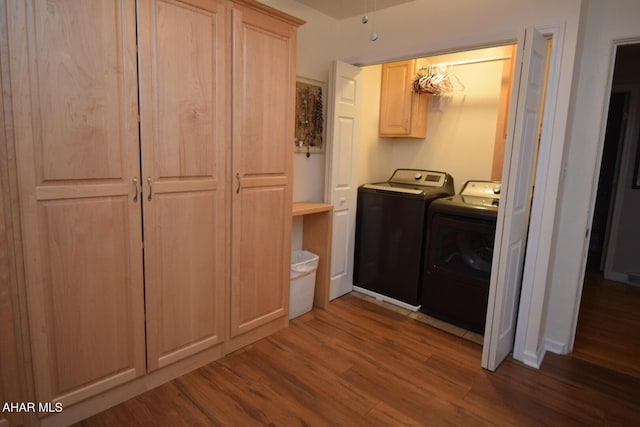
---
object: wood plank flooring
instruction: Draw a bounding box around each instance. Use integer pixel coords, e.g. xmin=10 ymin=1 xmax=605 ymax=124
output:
xmin=572 ymin=270 xmax=640 ymax=379
xmin=77 ymin=293 xmax=640 ymax=426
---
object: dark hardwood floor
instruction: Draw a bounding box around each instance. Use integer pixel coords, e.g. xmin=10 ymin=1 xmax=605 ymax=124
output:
xmin=572 ymin=270 xmax=640 ymax=379
xmin=77 ymin=291 xmax=640 ymax=426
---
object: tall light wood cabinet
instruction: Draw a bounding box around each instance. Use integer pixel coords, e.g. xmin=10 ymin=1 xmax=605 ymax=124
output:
xmin=379 ymin=59 xmax=428 ymax=138
xmin=5 ymin=0 xmax=147 ymax=406
xmin=228 ymin=1 xmax=298 ymax=350
xmin=0 ymin=0 xmax=302 ymax=418
xmin=137 ymin=0 xmax=227 ymax=373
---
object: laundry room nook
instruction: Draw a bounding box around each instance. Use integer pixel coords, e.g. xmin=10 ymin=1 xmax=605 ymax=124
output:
xmin=340 ymin=44 xmax=516 ymax=335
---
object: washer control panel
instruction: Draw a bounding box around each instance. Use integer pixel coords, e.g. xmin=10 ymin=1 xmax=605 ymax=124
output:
xmin=461 ymin=181 xmax=502 ymax=199
xmin=389 ymin=169 xmax=449 ymax=187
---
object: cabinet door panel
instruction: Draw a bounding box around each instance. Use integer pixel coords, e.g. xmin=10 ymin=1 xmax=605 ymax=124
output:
xmin=154 ymin=0 xmax=217 ymax=179
xmin=41 ymin=198 xmax=139 ymax=393
xmin=146 ymin=192 xmax=223 ymax=369
xmin=6 ymin=0 xmax=144 ymax=405
xmin=138 ymin=0 xmax=226 ymax=371
xmin=238 ymin=24 xmax=290 ymax=175
xmin=231 ymin=187 xmax=287 ymax=336
xmin=379 ymin=61 xmax=413 ymax=135
xmin=379 ymin=60 xmax=428 ymax=138
xmin=33 ymin=0 xmax=127 ymax=181
xmin=232 ymin=6 xmax=295 ymax=180
xmin=230 ymin=4 xmax=294 ymax=340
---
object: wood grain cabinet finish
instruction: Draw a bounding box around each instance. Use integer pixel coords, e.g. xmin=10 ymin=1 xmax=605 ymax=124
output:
xmin=379 ymin=60 xmax=428 ymax=138
xmin=137 ymin=0 xmax=227 ymax=373
xmin=5 ymin=0 xmax=146 ymax=406
xmin=1 ymin=0 xmax=301 ymax=412
xmin=229 ymin=2 xmax=299 ymax=347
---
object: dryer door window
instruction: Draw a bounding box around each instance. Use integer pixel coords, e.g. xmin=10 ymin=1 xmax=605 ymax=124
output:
xmin=427 ymin=214 xmax=497 ymax=280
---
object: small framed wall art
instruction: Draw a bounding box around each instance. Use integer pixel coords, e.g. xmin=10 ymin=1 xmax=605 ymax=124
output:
xmin=294 ymin=77 xmax=325 ymax=156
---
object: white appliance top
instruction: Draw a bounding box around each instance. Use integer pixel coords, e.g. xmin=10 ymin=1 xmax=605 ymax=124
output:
xmin=460 ymin=181 xmax=501 ymax=199
xmin=387 ymin=169 xmax=450 ymax=188
xmin=361 ymin=169 xmax=451 ymax=194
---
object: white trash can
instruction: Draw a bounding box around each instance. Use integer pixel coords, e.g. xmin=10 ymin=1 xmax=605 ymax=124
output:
xmin=290 ymin=250 xmax=319 ymax=319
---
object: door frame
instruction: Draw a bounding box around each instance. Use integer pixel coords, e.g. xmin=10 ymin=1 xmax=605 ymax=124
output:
xmin=568 ymin=38 xmax=640 ymax=350
xmin=510 ymin=24 xmax=567 ymax=367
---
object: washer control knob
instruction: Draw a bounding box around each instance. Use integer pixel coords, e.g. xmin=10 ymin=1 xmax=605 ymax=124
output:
xmin=414 ymin=173 xmax=423 ymax=181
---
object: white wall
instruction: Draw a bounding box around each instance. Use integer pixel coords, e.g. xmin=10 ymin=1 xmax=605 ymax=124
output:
xmin=356 ymin=65 xmax=393 ymax=186
xmin=391 ymin=49 xmax=506 ymax=193
xmin=545 ymin=0 xmax=640 ymax=350
xmin=335 ymin=0 xmax=581 ymax=66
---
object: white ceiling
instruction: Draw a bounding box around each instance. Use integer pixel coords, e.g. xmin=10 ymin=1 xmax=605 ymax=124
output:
xmin=295 ymin=0 xmax=416 ymax=20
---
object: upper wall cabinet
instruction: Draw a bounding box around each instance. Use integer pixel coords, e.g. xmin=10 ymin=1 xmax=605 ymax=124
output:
xmin=379 ymin=60 xmax=428 ymax=138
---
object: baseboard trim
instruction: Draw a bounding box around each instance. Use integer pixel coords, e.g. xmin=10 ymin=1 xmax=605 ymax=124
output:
xmin=543 ymin=337 xmax=569 ymax=354
xmin=604 ymin=271 xmax=628 ymax=284
xmin=520 ymin=344 xmax=546 ymax=369
xmin=519 ymin=337 xmax=569 ymax=369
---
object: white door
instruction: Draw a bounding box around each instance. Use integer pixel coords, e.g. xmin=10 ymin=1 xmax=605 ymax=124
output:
xmin=482 ymin=28 xmax=548 ymax=371
xmin=326 ymin=61 xmax=362 ymax=300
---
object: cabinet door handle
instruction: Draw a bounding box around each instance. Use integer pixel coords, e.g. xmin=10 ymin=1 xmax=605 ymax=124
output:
xmin=147 ymin=176 xmax=153 ymax=201
xmin=132 ymin=177 xmax=139 ymax=203
xmin=236 ymin=172 xmax=240 ymax=194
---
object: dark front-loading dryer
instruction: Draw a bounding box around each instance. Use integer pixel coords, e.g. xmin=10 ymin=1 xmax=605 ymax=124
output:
xmin=421 ymin=180 xmax=501 ymax=334
xmin=353 ymin=169 xmax=454 ymax=310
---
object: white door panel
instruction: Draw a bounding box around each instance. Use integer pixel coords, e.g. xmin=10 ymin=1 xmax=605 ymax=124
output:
xmin=336 ymin=117 xmax=356 ymax=190
xmin=326 ymin=61 xmax=361 ymax=300
xmin=330 ymin=210 xmax=350 ymax=299
xmin=483 ymin=28 xmax=548 ymax=371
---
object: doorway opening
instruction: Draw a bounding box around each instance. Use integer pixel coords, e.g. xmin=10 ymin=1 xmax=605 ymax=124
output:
xmin=353 ymin=45 xmax=517 ymax=341
xmin=326 ymin=44 xmax=521 ymax=311
xmin=574 ymin=42 xmax=640 ymax=379
xmin=326 ymin=27 xmax=563 ymax=370
xmin=340 ymin=36 xmax=550 ymax=354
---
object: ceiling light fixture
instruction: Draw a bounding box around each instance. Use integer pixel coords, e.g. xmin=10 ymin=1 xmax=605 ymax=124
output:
xmin=370 ymin=0 xmax=378 ymax=41
xmin=362 ymin=0 xmax=379 ymax=41
xmin=361 ymin=0 xmax=369 ymax=24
